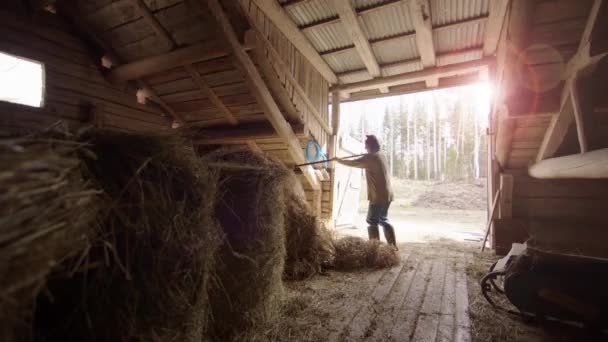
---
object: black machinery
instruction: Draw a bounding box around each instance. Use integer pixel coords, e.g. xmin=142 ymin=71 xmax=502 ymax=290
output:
xmin=481 ymin=243 xmax=608 ymax=328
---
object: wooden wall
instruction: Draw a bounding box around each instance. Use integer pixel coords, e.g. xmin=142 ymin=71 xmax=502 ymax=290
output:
xmin=0 ymin=9 xmax=170 ymax=133
xmin=241 ymin=0 xmax=331 ymax=148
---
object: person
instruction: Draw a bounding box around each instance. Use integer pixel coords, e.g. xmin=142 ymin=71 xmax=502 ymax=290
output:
xmin=336 ymin=135 xmax=397 ymax=248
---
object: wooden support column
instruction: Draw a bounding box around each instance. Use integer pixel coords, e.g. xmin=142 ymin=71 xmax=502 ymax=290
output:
xmin=327 ymin=90 xmax=341 ymax=226
xmin=570 ymin=73 xmax=588 ymax=153
xmin=498 ymin=173 xmax=513 ymax=219
xmin=203 ymin=0 xmax=320 ymax=191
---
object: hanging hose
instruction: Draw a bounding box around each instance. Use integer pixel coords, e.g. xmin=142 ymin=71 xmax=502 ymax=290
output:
xmin=305 ymin=140 xmax=328 ymax=168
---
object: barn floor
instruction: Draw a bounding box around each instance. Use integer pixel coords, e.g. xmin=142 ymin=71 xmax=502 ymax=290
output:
xmin=272 ymin=241 xmax=607 ymax=342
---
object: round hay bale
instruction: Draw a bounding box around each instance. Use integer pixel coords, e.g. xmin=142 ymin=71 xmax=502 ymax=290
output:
xmin=333 ymin=237 xmax=399 ymax=271
xmin=204 ymin=149 xmax=288 ymax=341
xmin=34 ymin=130 xmax=221 ymax=341
xmin=283 ymin=175 xmax=335 ymax=280
xmin=0 ymin=131 xmax=99 ymax=341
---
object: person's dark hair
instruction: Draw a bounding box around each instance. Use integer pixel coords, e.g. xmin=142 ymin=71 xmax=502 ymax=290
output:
xmin=365 ymin=135 xmax=380 ymax=153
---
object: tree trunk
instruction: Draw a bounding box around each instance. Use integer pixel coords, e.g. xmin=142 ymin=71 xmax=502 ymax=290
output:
xmin=426 ymin=123 xmax=431 ymax=181
xmin=474 ymin=112 xmax=480 ymax=179
xmin=433 ymin=96 xmax=439 ymax=179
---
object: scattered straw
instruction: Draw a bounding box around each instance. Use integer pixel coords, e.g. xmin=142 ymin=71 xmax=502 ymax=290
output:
xmin=333 ymin=237 xmax=400 ymax=271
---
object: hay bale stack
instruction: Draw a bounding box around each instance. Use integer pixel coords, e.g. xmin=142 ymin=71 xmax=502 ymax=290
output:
xmin=36 ymin=131 xmax=221 ymax=341
xmin=333 ymin=237 xmax=399 ymax=271
xmin=0 ymin=133 xmax=99 ymax=341
xmin=204 ymin=149 xmax=289 ymax=341
xmin=283 ymin=175 xmax=335 ymax=280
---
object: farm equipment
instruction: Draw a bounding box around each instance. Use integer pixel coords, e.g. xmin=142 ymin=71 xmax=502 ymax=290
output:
xmin=481 ymin=243 xmax=608 ymax=328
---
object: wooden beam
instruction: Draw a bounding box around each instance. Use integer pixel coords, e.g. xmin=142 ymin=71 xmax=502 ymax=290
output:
xmin=498 ymin=173 xmax=513 ymax=218
xmin=108 ymin=41 xmax=239 ymax=82
xmin=570 ymin=73 xmax=588 ymax=153
xmin=251 ymin=0 xmax=338 ymax=84
xmin=246 ymin=140 xmax=263 ymax=153
xmin=136 ymin=79 xmax=185 ymax=125
xmin=244 ymin=29 xmax=332 ymax=134
xmin=194 ymin=122 xmax=306 ymax=145
xmin=483 ymin=0 xmax=509 ymax=56
xmin=537 ymin=1 xmax=605 ymax=161
xmin=203 ymin=0 xmax=320 ymax=190
xmin=184 ymin=64 xmax=238 ymax=125
xmin=339 ymin=73 xmax=480 ymax=103
xmin=529 ymin=148 xmax=608 ymax=179
xmin=333 ymin=0 xmax=381 ymax=77
xmin=247 ymin=31 xmax=300 ymax=122
xmin=409 ymin=0 xmax=436 ymax=87
xmin=495 ymin=105 xmax=515 ymax=168
xmin=332 ymin=57 xmax=493 ymax=93
xmin=129 ymin=0 xmax=176 ymax=50
xmin=282 ymin=0 xmax=311 ymax=9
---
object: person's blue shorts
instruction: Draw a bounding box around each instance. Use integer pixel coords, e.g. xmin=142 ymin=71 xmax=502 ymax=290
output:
xmin=366 ymin=202 xmax=391 ymax=226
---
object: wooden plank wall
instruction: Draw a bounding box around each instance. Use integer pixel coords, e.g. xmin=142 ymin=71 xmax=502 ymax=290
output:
xmin=0 ymin=10 xmax=170 ymax=133
xmin=241 ymin=0 xmax=331 ymax=148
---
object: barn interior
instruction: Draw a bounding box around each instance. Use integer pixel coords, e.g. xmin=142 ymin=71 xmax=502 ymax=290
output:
xmin=1 ymin=0 xmax=607 ymax=341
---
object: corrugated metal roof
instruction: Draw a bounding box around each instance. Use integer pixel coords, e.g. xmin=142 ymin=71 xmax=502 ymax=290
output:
xmin=304 ymin=21 xmax=353 ymax=52
xmin=430 ymin=0 xmax=489 ymax=26
xmin=338 ymin=69 xmax=372 ymax=84
xmin=358 ymin=1 xmax=415 ymax=40
xmin=434 ymin=20 xmax=486 ymax=53
xmin=283 ymin=0 xmax=337 ymax=27
xmin=436 ymin=49 xmax=483 ymax=66
xmin=322 ymin=49 xmax=366 ymax=73
xmin=382 ymin=60 xmax=424 ymax=76
xmin=372 ymin=36 xmax=419 ymax=64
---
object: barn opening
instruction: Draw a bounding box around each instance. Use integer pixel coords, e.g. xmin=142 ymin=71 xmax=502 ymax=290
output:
xmin=1 ymin=0 xmax=607 ymax=341
xmin=333 ymin=83 xmax=491 ymax=244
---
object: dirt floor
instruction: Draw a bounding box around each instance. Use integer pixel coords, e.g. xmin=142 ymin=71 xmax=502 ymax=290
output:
xmin=270 ymin=241 xmax=607 ymax=342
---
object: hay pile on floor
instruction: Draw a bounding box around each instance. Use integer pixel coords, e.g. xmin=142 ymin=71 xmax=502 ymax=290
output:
xmin=35 ymin=131 xmax=221 ymax=341
xmin=333 ymin=237 xmax=399 ymax=271
xmin=0 ymin=132 xmax=99 ymax=341
xmin=203 ymin=148 xmax=289 ymax=341
xmin=283 ymin=175 xmax=335 ymax=280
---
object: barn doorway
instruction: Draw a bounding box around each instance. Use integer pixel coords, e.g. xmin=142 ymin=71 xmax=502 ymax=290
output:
xmin=333 ymin=82 xmax=492 ymax=244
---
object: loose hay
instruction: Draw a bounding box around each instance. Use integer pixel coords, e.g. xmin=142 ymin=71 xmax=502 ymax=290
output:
xmin=203 ymin=148 xmax=289 ymax=341
xmin=333 ymin=237 xmax=399 ymax=271
xmin=34 ymin=130 xmax=221 ymax=341
xmin=0 ymin=132 xmax=99 ymax=341
xmin=283 ymin=174 xmax=335 ymax=280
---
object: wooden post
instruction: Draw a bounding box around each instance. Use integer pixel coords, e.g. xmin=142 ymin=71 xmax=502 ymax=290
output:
xmin=498 ymin=173 xmax=513 ymax=219
xmin=327 ymin=90 xmax=341 ymax=226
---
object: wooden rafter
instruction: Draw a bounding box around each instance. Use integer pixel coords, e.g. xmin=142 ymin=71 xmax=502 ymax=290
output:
xmin=108 ymin=41 xmax=243 ymax=82
xmin=281 ymin=0 xmax=312 ymax=9
xmin=184 ymin=64 xmax=238 ymax=125
xmin=529 ymin=148 xmax=608 ymax=179
xmin=251 ymin=0 xmax=338 ymax=84
xmin=483 ymin=0 xmax=509 ymax=56
xmin=202 ymin=0 xmax=320 ymax=190
xmin=129 ymin=0 xmax=176 ymax=50
xmin=332 ymin=57 xmax=493 ymax=93
xmin=333 ymin=0 xmax=381 ymax=77
xmin=56 ymin=1 xmax=184 ymax=125
xmin=409 ymin=0 xmax=436 ymax=87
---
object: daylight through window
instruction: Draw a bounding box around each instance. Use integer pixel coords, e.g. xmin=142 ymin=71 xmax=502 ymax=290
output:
xmin=0 ymin=52 xmax=44 ymax=107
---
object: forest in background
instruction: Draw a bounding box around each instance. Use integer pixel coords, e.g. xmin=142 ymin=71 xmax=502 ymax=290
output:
xmin=342 ymin=84 xmax=490 ymax=181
